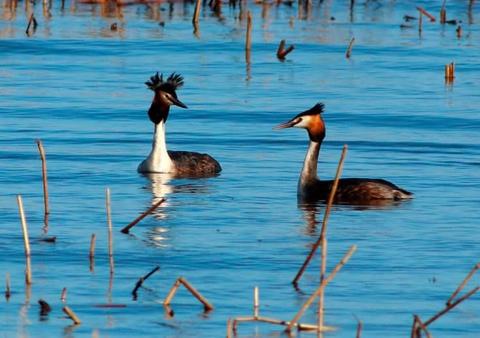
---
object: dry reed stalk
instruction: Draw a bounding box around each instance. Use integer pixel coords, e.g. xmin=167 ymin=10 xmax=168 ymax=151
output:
xmin=226 ymin=318 xmax=233 ymax=338
xmin=25 ymin=13 xmax=38 ymax=35
xmin=410 ymin=315 xmax=419 ymax=338
xmin=192 ymin=0 xmax=201 ymax=24
xmin=35 ymin=140 xmax=49 ymax=217
xmin=416 ymin=6 xmax=435 ymax=22
xmin=132 ymin=266 xmax=160 ymax=299
xmin=163 ymin=278 xmax=182 ymax=306
xmin=423 ymin=286 xmax=479 ymax=327
xmin=232 ymin=315 xmax=335 ymax=333
xmin=17 ymin=195 xmax=32 ymax=284
xmin=345 ymin=37 xmax=355 ymax=58
xmin=61 ymin=287 xmax=67 ymax=302
xmin=440 ymin=8 xmax=446 ymax=24
xmin=179 ymin=277 xmax=214 ymax=311
xmin=38 ymin=299 xmax=52 ymax=315
xmin=276 ymin=39 xmax=295 ymax=60
xmin=287 ymin=245 xmax=357 ymax=332
xmin=415 ymin=315 xmax=432 ymax=338
xmin=356 ymin=318 xmax=363 ymax=338
xmin=245 ymin=11 xmax=252 ymax=51
xmin=253 ymin=286 xmax=259 ymax=318
xmin=89 ymin=234 xmax=96 ymax=259
xmin=456 ymin=25 xmax=462 ymax=38
xmin=63 ymin=306 xmax=81 ymax=325
xmin=5 ymin=273 xmax=11 ymax=300
xmin=120 ymin=198 xmax=166 ymax=234
xmin=318 ymin=237 xmax=328 ymax=331
xmin=292 ymin=145 xmax=348 ymax=285
xmin=418 ymin=12 xmax=423 ymax=33
xmin=446 ymin=263 xmax=480 ymax=305
xmin=106 ymin=188 xmax=114 ymax=275
xmin=445 ymin=62 xmax=455 ymax=81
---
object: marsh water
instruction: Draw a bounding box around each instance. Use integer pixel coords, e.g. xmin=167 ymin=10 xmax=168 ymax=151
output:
xmin=0 ymin=1 xmax=479 ymax=337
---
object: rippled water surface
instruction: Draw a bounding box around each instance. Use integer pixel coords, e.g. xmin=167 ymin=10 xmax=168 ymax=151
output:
xmin=1 ymin=1 xmax=479 ymax=337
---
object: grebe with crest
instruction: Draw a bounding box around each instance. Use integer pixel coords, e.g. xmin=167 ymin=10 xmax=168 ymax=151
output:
xmin=275 ymin=103 xmax=413 ymax=204
xmin=137 ymin=72 xmax=221 ymax=177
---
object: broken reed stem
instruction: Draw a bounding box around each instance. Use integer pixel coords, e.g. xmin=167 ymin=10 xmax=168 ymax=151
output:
xmin=179 ymin=277 xmax=214 ymax=311
xmin=456 ymin=25 xmax=462 ymax=38
xmin=245 ymin=10 xmax=252 ymax=51
xmin=25 ymin=13 xmax=37 ymax=35
xmin=89 ymin=234 xmax=96 ymax=259
xmin=63 ymin=306 xmax=81 ymax=325
xmin=276 ymin=39 xmax=295 ymax=60
xmin=227 ymin=318 xmax=233 ymax=338
xmin=445 ymin=62 xmax=455 ymax=81
xmin=287 ymin=245 xmax=357 ymax=332
xmin=410 ymin=315 xmax=419 ymax=338
xmin=418 ymin=12 xmax=423 ymax=33
xmin=292 ymin=145 xmax=348 ymax=285
xmin=61 ymin=287 xmax=67 ymax=302
xmin=318 ymin=237 xmax=328 ymax=331
xmin=416 ymin=6 xmax=436 ymax=22
xmin=345 ymin=37 xmax=355 ymax=59
xmin=17 ymin=195 xmax=32 ymax=285
xmin=120 ymin=198 xmax=166 ymax=234
xmin=232 ymin=315 xmax=336 ymax=333
xmin=415 ymin=315 xmax=432 ymax=338
xmin=5 ymin=273 xmax=11 ymax=300
xmin=36 ymin=140 xmax=49 ymax=217
xmin=253 ymin=286 xmax=259 ymax=318
xmin=446 ymin=263 xmax=480 ymax=305
xmin=106 ymin=188 xmax=114 ymax=275
xmin=356 ymin=318 xmax=363 ymax=338
xmin=163 ymin=278 xmax=182 ymax=306
xmin=132 ymin=266 xmax=160 ymax=299
xmin=192 ymin=0 xmax=201 ymax=24
xmin=424 ymin=286 xmax=480 ymax=326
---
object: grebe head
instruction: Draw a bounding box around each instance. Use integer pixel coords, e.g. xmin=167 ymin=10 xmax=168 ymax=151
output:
xmin=146 ymin=72 xmax=188 ymax=124
xmin=275 ymin=103 xmax=326 ymax=142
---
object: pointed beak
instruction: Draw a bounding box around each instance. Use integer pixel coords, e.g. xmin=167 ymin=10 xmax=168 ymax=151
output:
xmin=171 ymin=96 xmax=188 ymax=109
xmin=273 ymin=118 xmax=297 ymax=130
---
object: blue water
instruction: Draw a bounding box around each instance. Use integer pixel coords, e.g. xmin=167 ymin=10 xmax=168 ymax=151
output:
xmin=0 ymin=1 xmax=479 ymax=337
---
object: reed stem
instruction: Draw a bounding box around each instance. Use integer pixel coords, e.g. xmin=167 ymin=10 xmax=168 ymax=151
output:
xmin=132 ymin=266 xmax=160 ymax=300
xmin=245 ymin=11 xmax=252 ymax=51
xmin=192 ymin=0 xmax=201 ymax=24
xmin=446 ymin=263 xmax=479 ymax=305
xmin=106 ymin=188 xmax=114 ymax=275
xmin=120 ymin=198 xmax=165 ymax=234
xmin=61 ymin=287 xmax=67 ymax=302
xmin=36 ymin=140 xmax=49 ymax=217
xmin=292 ymin=145 xmax=348 ymax=285
xmin=416 ymin=6 xmax=436 ymax=22
xmin=63 ymin=306 xmax=81 ymax=325
xmin=253 ymin=286 xmax=259 ymax=318
xmin=5 ymin=273 xmax=11 ymax=300
xmin=179 ymin=277 xmax=214 ymax=311
xmin=345 ymin=37 xmax=355 ymax=58
xmin=17 ymin=195 xmax=32 ymax=284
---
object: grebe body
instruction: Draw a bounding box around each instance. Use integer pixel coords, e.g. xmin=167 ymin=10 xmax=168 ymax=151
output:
xmin=138 ymin=72 xmax=221 ymax=177
xmin=276 ymin=103 xmax=413 ymax=204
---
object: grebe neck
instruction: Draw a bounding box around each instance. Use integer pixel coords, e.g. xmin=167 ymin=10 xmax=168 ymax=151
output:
xmin=140 ymin=121 xmax=174 ymax=173
xmin=298 ymin=140 xmax=320 ymax=190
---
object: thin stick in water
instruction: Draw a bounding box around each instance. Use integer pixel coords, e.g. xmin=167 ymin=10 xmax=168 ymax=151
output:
xmin=89 ymin=233 xmax=96 ymax=259
xmin=36 ymin=140 xmax=49 ymax=217
xmin=345 ymin=37 xmax=355 ymax=58
xmin=179 ymin=277 xmax=214 ymax=311
xmin=287 ymin=245 xmax=357 ymax=332
xmin=106 ymin=188 xmax=114 ymax=275
xmin=25 ymin=13 xmax=38 ymax=36
xmin=356 ymin=317 xmax=363 ymax=338
xmin=276 ymin=39 xmax=295 ymax=60
xmin=163 ymin=278 xmax=182 ymax=306
xmin=415 ymin=315 xmax=432 ymax=338
xmin=132 ymin=266 xmax=160 ymax=300
xmin=63 ymin=306 xmax=81 ymax=325
xmin=446 ymin=263 xmax=479 ymax=305
xmin=416 ymin=6 xmax=436 ymax=22
xmin=253 ymin=286 xmax=259 ymax=318
xmin=245 ymin=11 xmax=252 ymax=52
xmin=5 ymin=273 xmax=11 ymax=300
xmin=292 ymin=145 xmax=348 ymax=285
xmin=192 ymin=0 xmax=201 ymax=24
xmin=17 ymin=195 xmax=32 ymax=284
xmin=424 ymin=286 xmax=479 ymax=327
xmin=61 ymin=287 xmax=67 ymax=302
xmin=120 ymin=198 xmax=166 ymax=234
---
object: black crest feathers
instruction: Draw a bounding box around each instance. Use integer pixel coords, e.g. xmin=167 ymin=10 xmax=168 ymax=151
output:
xmin=297 ymin=103 xmax=325 ymax=118
xmin=145 ymin=72 xmax=184 ymax=92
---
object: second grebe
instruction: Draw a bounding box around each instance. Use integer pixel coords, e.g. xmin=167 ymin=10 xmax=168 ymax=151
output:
xmin=137 ymin=72 xmax=221 ymax=177
xmin=275 ymin=103 xmax=413 ymax=204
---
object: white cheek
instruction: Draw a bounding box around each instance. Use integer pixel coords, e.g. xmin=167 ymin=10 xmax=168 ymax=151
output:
xmin=295 ymin=117 xmax=310 ymax=128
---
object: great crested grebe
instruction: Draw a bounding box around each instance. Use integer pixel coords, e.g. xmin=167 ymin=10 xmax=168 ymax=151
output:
xmin=137 ymin=72 xmax=221 ymax=176
xmin=275 ymin=103 xmax=413 ymax=204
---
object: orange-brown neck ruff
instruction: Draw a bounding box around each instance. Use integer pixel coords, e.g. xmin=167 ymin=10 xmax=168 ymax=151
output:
xmin=306 ymin=114 xmax=326 ymax=143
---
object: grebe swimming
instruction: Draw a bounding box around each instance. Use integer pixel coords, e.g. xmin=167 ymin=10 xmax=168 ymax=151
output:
xmin=138 ymin=72 xmax=221 ymax=177
xmin=275 ymin=103 xmax=413 ymax=204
